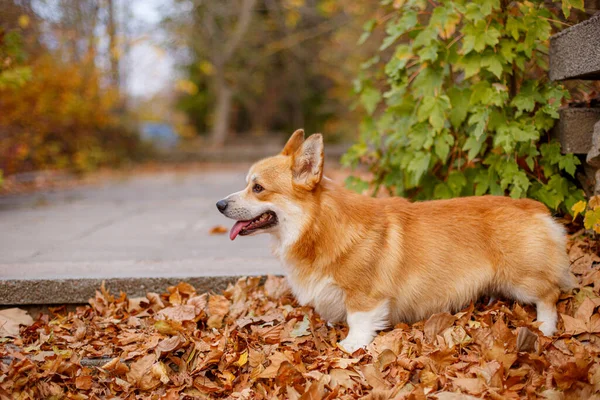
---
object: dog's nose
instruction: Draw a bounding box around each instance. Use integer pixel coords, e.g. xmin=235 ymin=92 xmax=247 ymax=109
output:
xmin=216 ymin=200 xmax=228 ymax=213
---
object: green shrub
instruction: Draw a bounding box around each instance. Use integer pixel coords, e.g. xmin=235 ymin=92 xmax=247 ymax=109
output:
xmin=343 ymin=0 xmax=585 ymax=214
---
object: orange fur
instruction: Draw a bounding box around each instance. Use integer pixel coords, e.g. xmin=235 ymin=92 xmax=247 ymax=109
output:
xmin=218 ymin=131 xmax=573 ymax=352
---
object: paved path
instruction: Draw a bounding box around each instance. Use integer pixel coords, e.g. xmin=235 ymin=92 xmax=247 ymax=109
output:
xmin=0 ymin=166 xmax=285 ymax=303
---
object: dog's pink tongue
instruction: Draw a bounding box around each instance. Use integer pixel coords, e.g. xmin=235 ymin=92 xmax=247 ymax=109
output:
xmin=230 ymin=220 xmax=252 ymax=240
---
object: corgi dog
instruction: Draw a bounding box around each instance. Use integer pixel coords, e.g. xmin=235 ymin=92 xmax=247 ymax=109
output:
xmin=216 ymin=129 xmax=574 ymax=353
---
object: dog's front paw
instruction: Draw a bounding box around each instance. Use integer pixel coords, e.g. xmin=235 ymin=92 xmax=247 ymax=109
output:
xmin=338 ymin=337 xmax=369 ymax=354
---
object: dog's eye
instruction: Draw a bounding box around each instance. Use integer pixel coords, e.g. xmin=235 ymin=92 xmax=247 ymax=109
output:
xmin=253 ymin=184 xmax=264 ymax=193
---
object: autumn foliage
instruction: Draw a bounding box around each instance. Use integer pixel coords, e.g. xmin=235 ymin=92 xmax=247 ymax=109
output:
xmin=1 ymin=236 xmax=600 ymax=399
xmin=0 ymin=3 xmax=142 ymax=177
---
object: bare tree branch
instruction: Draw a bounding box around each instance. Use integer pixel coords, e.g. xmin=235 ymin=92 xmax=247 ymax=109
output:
xmin=220 ymin=0 xmax=257 ymax=64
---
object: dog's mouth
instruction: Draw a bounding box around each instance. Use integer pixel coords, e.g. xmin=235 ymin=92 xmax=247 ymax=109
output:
xmin=229 ymin=211 xmax=278 ymax=240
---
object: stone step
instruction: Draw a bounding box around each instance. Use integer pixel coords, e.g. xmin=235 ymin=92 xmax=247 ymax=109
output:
xmin=550 ymin=14 xmax=600 ymax=81
xmin=587 ymin=121 xmax=600 ymax=167
xmin=557 ymin=107 xmax=600 ymax=154
xmin=0 ymin=258 xmax=282 ymax=305
xmin=0 ymin=276 xmax=244 ymax=305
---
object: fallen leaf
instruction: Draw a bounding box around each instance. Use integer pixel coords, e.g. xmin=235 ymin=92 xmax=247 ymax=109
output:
xmin=452 ymin=377 xmax=486 ymax=395
xmin=207 ymin=295 xmax=230 ymax=328
xmin=291 ymin=315 xmax=310 ymax=337
xmin=127 ymin=354 xmax=161 ymax=390
xmin=209 ymin=225 xmax=228 ymax=235
xmin=0 ymin=308 xmax=33 ymax=337
xmin=424 ymin=312 xmax=456 ymax=342
xmin=516 ymin=327 xmax=538 ymax=352
xmin=158 ymin=305 xmax=196 ymax=322
xmin=75 ymin=375 xmax=92 ymax=390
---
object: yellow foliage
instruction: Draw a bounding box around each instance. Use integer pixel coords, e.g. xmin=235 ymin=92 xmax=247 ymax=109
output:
xmin=572 ymin=197 xmax=600 ymax=234
xmin=18 ymin=15 xmax=30 ymax=29
xmin=0 ymin=54 xmax=130 ymax=174
xmin=572 ymin=200 xmax=587 ymax=220
xmin=198 ymin=61 xmax=214 ymax=76
xmin=175 ymin=79 xmax=199 ymax=95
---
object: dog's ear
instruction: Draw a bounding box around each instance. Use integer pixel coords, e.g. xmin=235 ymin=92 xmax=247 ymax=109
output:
xmin=281 ymin=129 xmax=305 ymax=156
xmin=292 ymin=133 xmax=324 ymax=190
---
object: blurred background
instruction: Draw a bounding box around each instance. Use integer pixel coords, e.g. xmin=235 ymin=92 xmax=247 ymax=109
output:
xmin=0 ymin=0 xmax=378 ymax=179
xmin=1 ymin=0 xmax=599 ymax=305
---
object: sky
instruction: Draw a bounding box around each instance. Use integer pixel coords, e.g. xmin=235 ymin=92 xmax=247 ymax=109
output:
xmin=126 ymin=0 xmax=176 ymax=98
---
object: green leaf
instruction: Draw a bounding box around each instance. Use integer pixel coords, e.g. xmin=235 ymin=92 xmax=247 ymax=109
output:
xmin=505 ymin=17 xmax=521 ymax=40
xmin=558 ymin=153 xmax=580 ymax=177
xmin=417 ymin=43 xmax=439 ymax=62
xmin=448 ymin=87 xmax=470 ymax=129
xmin=511 ymin=81 xmax=538 ymax=112
xmin=380 ymin=11 xmax=419 ymax=50
xmin=358 ymin=19 xmax=377 ymax=45
xmin=481 ymin=53 xmax=504 ymax=78
xmin=413 ymin=27 xmax=438 ymax=49
xmin=345 ymin=176 xmax=370 ymax=193
xmin=467 ymin=108 xmax=489 ymax=139
xmin=434 ymin=182 xmax=453 ymax=199
xmin=434 ymin=132 xmax=454 ymax=161
xmin=561 ymin=0 xmax=584 ymax=18
xmin=407 ymin=152 xmax=431 ymax=184
xmin=417 ymin=95 xmax=450 ymax=132
xmin=463 ymin=134 xmax=485 ymax=160
xmin=447 ymin=171 xmax=467 ymax=195
xmin=461 ymin=54 xmax=481 ymax=78
xmin=360 ymin=86 xmax=382 ymax=115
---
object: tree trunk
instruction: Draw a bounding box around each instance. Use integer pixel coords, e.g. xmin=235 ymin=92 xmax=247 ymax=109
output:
xmin=211 ymin=75 xmax=233 ymax=147
xmin=107 ymin=0 xmax=119 ymax=90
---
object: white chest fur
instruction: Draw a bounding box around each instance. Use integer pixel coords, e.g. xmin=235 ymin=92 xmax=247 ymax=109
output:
xmin=286 ymin=272 xmax=347 ymax=323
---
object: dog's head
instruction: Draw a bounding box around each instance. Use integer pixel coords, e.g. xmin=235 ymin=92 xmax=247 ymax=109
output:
xmin=217 ymin=129 xmax=324 ymax=241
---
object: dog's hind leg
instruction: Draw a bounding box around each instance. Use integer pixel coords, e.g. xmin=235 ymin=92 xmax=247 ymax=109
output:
xmin=536 ymin=288 xmax=560 ymax=336
xmin=338 ymin=299 xmax=390 ymax=353
xmin=507 ymin=281 xmax=560 ymax=336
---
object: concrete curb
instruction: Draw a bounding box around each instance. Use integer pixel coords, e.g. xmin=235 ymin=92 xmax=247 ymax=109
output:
xmin=0 ymin=276 xmax=255 ymax=305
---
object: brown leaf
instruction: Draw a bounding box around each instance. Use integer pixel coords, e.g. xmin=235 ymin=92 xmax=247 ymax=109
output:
xmin=156 ymin=335 xmax=184 ymax=356
xmin=101 ymin=357 xmax=129 ymax=375
xmin=127 ymin=354 xmax=161 ymax=390
xmin=330 ymin=357 xmax=361 ymax=369
xmin=207 ymin=295 xmax=230 ymax=328
xmin=0 ymin=308 xmax=33 ymax=337
xmin=187 ymin=294 xmax=208 ymax=315
xmin=258 ymin=352 xmax=292 ymax=379
xmin=154 ymin=319 xmax=183 ymax=335
xmin=575 ymin=297 xmax=598 ymax=321
xmin=157 ymin=305 xmax=196 ymax=322
xmin=562 ymin=314 xmax=589 ymax=335
xmin=516 ymin=327 xmax=538 ymax=352
xmin=452 ymin=377 xmax=486 ymax=395
xmin=75 ymin=375 xmax=92 ymax=390
xmin=360 ymin=363 xmax=390 ymax=390
xmin=264 ymin=275 xmax=290 ymax=299
xmin=151 ymin=361 xmax=170 ymax=384
xmin=254 ymin=323 xmax=285 ymax=344
xmin=300 ymin=376 xmax=327 ymax=400
xmin=376 ymin=349 xmax=397 ymax=370
xmin=433 ymin=393 xmax=482 ymax=400
xmin=424 ymin=312 xmax=456 ymax=342
xmin=329 ymin=368 xmax=360 ymax=390
xmin=274 ymin=361 xmax=305 ymax=387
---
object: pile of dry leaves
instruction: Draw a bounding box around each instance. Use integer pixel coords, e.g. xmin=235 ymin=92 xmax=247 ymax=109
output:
xmin=1 ymin=236 xmax=600 ymax=399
